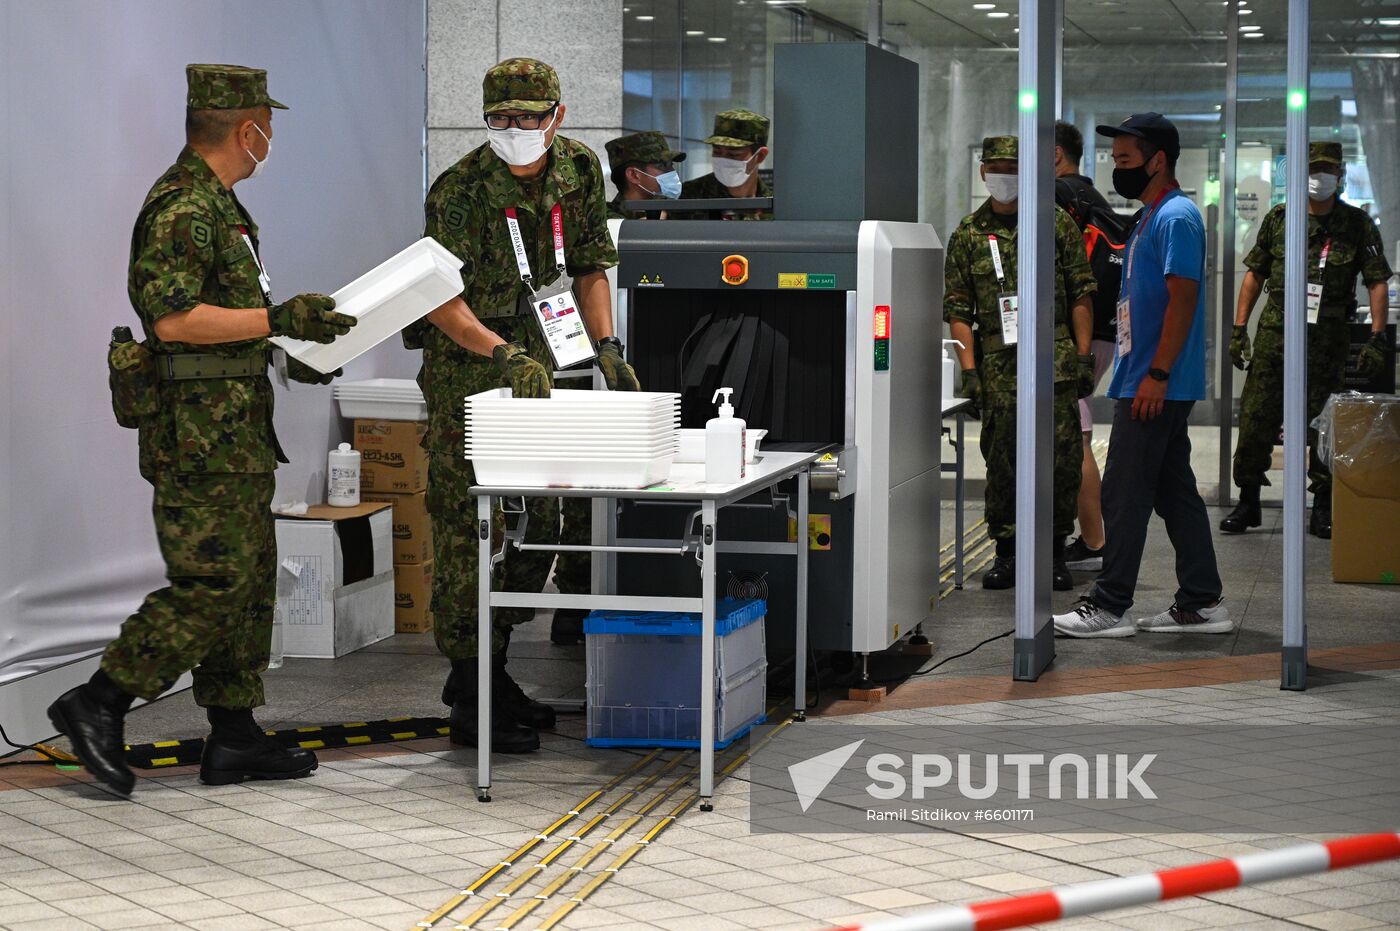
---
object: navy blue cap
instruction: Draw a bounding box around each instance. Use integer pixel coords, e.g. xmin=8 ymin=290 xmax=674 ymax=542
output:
xmin=1096 ymin=112 xmax=1180 ymax=161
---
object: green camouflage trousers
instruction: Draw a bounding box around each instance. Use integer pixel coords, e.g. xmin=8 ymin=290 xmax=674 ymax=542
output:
xmin=101 ymin=472 xmax=276 ymax=709
xmin=980 ymin=385 xmax=1083 ymax=540
xmin=1232 ymin=320 xmax=1349 ymax=493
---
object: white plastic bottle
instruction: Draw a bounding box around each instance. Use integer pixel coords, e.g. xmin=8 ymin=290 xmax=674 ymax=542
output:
xmin=941 ymin=339 xmax=966 ymax=400
xmin=705 ymin=387 xmax=747 ymax=484
xmin=327 ymin=442 xmax=361 ymax=506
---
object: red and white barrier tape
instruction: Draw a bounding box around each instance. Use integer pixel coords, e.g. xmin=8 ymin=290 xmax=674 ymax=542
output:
xmin=828 ymin=832 xmax=1400 ymax=931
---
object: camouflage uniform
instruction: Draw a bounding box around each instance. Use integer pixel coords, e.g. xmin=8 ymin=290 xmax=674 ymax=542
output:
xmin=943 ymin=136 xmax=1096 ymax=542
xmin=605 ymin=131 xmax=685 ymax=220
xmin=679 ymin=109 xmax=774 ymax=220
xmin=1233 ymin=142 xmax=1393 ymax=494
xmin=405 ymin=58 xmax=618 ymax=660
xmin=101 ymin=65 xmax=288 ymax=710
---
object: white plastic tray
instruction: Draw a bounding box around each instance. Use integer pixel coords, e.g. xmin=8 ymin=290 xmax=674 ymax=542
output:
xmin=337 ymin=398 xmax=428 ymax=422
xmin=470 ymin=455 xmax=674 ymax=488
xmin=272 ymin=237 xmax=463 ymax=374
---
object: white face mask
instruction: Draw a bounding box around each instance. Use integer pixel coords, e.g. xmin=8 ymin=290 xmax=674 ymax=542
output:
xmin=712 ymin=156 xmax=754 ymax=189
xmin=488 ymin=112 xmax=556 ymax=167
xmin=984 ymin=172 xmax=1019 ymax=204
xmin=1308 ymin=172 xmax=1340 ymax=201
xmin=245 ymin=123 xmax=271 ymax=179
xmin=637 ymin=168 xmax=683 ymax=200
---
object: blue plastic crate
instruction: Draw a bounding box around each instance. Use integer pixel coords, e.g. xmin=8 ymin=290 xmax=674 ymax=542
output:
xmin=584 ymin=598 xmax=767 ymax=749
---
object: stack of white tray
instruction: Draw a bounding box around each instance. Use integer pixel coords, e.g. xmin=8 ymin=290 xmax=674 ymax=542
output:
xmin=465 ymin=388 xmax=680 ymax=488
xmin=334 ymin=378 xmax=426 ymax=421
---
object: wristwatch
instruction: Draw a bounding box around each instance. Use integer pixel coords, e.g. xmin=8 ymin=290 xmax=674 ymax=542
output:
xmin=597 ymin=336 xmax=623 ymax=353
xmin=1148 ymin=367 xmax=1170 ymax=382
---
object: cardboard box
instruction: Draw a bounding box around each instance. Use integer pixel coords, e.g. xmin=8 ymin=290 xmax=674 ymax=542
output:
xmin=394 ymin=561 xmax=435 ymax=633
xmin=274 ymin=502 xmax=395 ymax=658
xmin=353 ymin=419 xmax=428 ymax=493
xmin=1331 ymin=395 xmax=1400 ymax=584
xmin=363 ymin=489 xmax=433 ymax=565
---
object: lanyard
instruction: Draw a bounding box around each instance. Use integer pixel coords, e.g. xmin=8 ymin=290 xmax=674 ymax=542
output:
xmin=237 ymin=225 xmax=272 ymax=302
xmin=1316 ymin=237 xmax=1331 ymax=277
xmin=1124 ymin=183 xmax=1180 ymax=284
xmin=503 ymin=203 xmax=565 ymax=286
xmin=987 ymin=235 xmax=1008 ymax=289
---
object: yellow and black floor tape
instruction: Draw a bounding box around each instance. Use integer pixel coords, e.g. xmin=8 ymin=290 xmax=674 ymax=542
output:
xmin=123 ymin=716 xmax=450 ymax=769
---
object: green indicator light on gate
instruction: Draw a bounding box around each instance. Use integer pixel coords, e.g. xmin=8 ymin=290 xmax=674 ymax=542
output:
xmin=1019 ymin=91 xmax=1036 ymax=111
xmin=1288 ymin=90 xmax=1306 ymax=110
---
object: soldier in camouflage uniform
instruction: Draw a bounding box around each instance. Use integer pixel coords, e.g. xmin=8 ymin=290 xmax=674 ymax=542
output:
xmin=605 ymin=131 xmax=686 ymax=220
xmin=404 ymin=58 xmax=634 ymax=754
xmin=944 ymin=136 xmax=1097 ymax=591
xmin=47 ymin=65 xmax=357 ymax=798
xmin=1222 ymin=141 xmax=1393 ymax=539
xmin=679 ymin=109 xmax=774 ymax=220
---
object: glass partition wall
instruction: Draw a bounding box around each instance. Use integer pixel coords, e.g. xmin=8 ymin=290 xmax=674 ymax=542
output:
xmin=621 ymin=0 xmax=1399 ymax=499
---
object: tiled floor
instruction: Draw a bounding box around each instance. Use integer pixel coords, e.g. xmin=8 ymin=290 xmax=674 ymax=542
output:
xmin=4 ymin=499 xmax=1399 ymax=930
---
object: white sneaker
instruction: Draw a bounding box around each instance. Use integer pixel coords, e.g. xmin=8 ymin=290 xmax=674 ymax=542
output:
xmin=1136 ymin=600 xmax=1233 ymax=634
xmin=1053 ymin=598 xmax=1134 ymax=638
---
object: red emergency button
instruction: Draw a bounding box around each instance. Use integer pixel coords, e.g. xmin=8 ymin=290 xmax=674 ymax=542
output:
xmin=721 ymin=254 xmax=750 ymax=286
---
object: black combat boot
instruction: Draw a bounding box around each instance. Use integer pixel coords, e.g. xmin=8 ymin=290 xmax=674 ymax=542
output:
xmin=443 ymin=642 xmax=556 ymax=730
xmin=1309 ymin=490 xmax=1332 ymax=539
xmin=200 ymin=707 xmax=318 ymax=786
xmin=446 ymin=659 xmax=540 ymax=753
xmin=46 ymin=669 xmax=136 ymax=798
xmin=550 ymin=608 xmax=586 ymax=645
xmin=1220 ymin=485 xmax=1262 ymax=534
xmin=982 ymin=538 xmax=1015 ymax=590
xmin=1052 ymin=536 xmax=1075 ymax=592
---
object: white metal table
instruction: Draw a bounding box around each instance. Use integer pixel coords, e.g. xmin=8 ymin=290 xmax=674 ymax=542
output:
xmin=469 ymin=451 xmax=820 ymax=809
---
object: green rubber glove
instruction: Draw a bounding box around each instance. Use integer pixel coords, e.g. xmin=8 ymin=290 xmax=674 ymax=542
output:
xmin=287 ymin=357 xmax=340 ymax=386
xmin=1229 ymin=324 xmax=1251 ymax=371
xmin=1076 ymin=353 xmax=1097 ymax=400
xmin=493 ymin=341 xmax=552 ymax=399
xmin=596 ymin=338 xmax=641 ymax=391
xmin=1355 ymin=331 xmax=1390 ymax=381
xmin=957 ymin=368 xmax=981 ymax=414
xmin=268 ymin=293 xmax=356 ymax=344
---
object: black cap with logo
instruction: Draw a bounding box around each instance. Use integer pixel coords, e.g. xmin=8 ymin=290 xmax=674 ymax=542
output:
xmin=1096 ymin=112 xmax=1180 ymax=161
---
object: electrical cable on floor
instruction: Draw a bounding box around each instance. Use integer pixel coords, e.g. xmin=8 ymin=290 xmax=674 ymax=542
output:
xmin=0 ymin=721 xmax=78 ymax=769
xmin=868 ymin=628 xmax=1016 ymax=686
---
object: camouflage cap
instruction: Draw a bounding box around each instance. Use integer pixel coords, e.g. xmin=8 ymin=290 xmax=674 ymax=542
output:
xmin=483 ymin=57 xmax=560 ymax=115
xmin=1309 ymin=141 xmax=1344 ymax=166
xmin=186 ymin=64 xmax=287 ymax=110
xmin=605 ymin=131 xmax=687 ymax=167
xmin=704 ymin=109 xmax=770 ymax=148
xmin=981 ymin=135 xmax=1018 ymax=162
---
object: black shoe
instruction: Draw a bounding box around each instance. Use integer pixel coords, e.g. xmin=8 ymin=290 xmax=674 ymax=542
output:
xmin=1052 ymin=557 xmax=1075 ymax=592
xmin=1220 ymin=486 xmax=1262 ymax=534
xmin=445 ymin=661 xmax=540 ymax=753
xmin=46 ymin=670 xmax=135 ymax=799
xmin=550 ymin=608 xmax=585 ymax=646
xmin=982 ymin=555 xmax=1015 ymax=590
xmin=200 ymin=708 xmax=317 ymax=786
xmin=1063 ymin=536 xmax=1104 ymax=572
xmin=1309 ymin=494 xmax=1332 ymax=539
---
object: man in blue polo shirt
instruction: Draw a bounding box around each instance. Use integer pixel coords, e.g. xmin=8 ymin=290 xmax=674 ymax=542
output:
xmin=1054 ymin=113 xmax=1228 ymax=638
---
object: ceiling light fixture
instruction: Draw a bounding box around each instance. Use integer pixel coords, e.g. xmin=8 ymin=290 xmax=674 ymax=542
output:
xmin=1239 ymin=24 xmax=1260 ymax=31
xmin=973 ymin=2 xmax=996 ymax=8
xmin=707 ymin=35 xmax=728 ymax=42
xmin=686 ymin=29 xmax=705 ymax=35
xmin=636 ymin=14 xmax=654 ymax=21
xmin=1380 ymin=18 xmax=1400 ymax=26
xmin=1244 ymin=32 xmax=1264 ymax=38
xmin=988 ymin=11 xmax=1011 ymax=18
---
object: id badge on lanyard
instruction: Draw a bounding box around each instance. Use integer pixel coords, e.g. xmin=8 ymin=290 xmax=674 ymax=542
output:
xmin=988 ymin=235 xmax=1018 ymax=346
xmin=238 ymin=225 xmax=272 ymax=303
xmin=1306 ymin=239 xmax=1330 ymax=325
xmin=505 ymin=204 xmax=596 ymax=370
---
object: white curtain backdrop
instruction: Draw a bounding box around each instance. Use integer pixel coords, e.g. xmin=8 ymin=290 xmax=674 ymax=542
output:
xmin=0 ymin=0 xmax=428 ymax=687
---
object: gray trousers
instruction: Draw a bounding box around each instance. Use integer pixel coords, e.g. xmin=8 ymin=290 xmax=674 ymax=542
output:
xmin=1089 ymin=399 xmax=1223 ymax=616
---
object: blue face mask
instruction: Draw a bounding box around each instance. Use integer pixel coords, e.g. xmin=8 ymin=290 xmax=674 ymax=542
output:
xmin=641 ymin=169 xmax=682 ymax=200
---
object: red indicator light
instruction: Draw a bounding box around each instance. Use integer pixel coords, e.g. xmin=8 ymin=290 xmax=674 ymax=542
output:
xmin=874 ymin=305 xmax=891 ymax=340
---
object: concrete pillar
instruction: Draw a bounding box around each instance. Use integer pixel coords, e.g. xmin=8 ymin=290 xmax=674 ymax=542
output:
xmin=427 ymin=0 xmax=624 ymax=188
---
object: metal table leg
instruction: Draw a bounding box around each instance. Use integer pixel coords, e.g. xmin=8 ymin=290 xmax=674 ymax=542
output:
xmin=794 ymin=469 xmax=809 ymax=722
xmin=955 ymin=412 xmax=966 ymax=590
xmin=699 ymin=498 xmax=718 ymax=811
xmin=476 ymin=493 xmax=493 ymax=802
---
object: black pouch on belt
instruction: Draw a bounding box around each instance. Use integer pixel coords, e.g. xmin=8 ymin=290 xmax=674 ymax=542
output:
xmin=107 ymin=326 xmax=159 ymax=429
